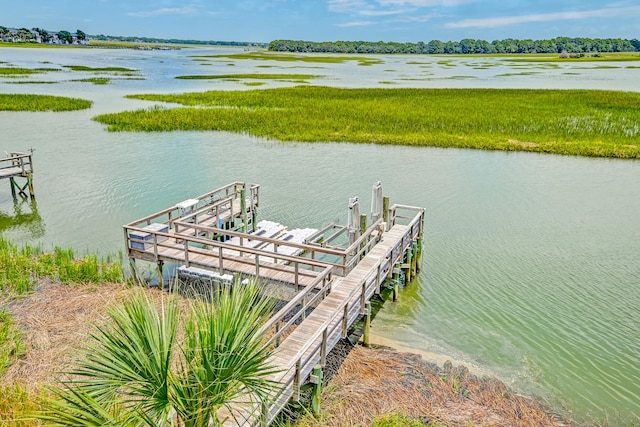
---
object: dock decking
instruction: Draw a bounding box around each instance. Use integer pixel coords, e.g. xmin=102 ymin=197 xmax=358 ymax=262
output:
xmin=124 ymin=182 xmax=425 ymax=425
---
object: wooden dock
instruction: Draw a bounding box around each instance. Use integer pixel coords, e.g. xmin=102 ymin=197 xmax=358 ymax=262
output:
xmin=124 ymin=182 xmax=425 ymax=425
xmin=0 ymin=150 xmax=34 ymax=198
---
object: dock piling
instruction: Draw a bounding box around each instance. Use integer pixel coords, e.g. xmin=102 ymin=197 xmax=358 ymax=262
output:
xmin=310 ymin=365 xmax=324 ymax=417
xmin=363 ymin=301 xmax=371 ymax=347
xmin=383 ymin=196 xmax=390 ymax=231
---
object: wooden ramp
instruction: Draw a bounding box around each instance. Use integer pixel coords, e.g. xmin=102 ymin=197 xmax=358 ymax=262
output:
xmin=223 ymin=224 xmax=419 ymax=425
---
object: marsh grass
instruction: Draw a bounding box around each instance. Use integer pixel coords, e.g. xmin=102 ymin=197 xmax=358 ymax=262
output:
xmin=0 ymin=383 xmax=42 ymax=427
xmin=0 ymin=94 xmax=92 ymax=111
xmin=496 ymin=71 xmax=541 ymax=76
xmin=6 ymin=81 xmax=58 ymax=85
xmin=445 ymin=75 xmax=477 ymax=79
xmin=0 ymin=238 xmax=123 ymax=296
xmin=93 ymin=86 xmax=640 ymax=158
xmin=63 ymin=65 xmax=137 ymax=73
xmin=176 ymin=73 xmax=320 ymax=81
xmin=0 ymin=310 xmax=24 ymax=378
xmin=191 ymin=51 xmax=383 ymax=65
xmin=0 ymin=68 xmax=41 ymax=76
xmin=505 ymin=52 xmax=640 ymax=62
xmin=72 ymin=77 xmax=111 ymax=85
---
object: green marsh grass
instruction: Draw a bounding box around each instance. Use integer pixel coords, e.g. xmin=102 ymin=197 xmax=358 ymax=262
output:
xmin=72 ymin=77 xmax=111 ymax=85
xmin=496 ymin=71 xmax=541 ymax=76
xmin=0 ymin=309 xmax=24 ymax=378
xmin=0 ymin=238 xmax=123 ymax=296
xmin=94 ymin=87 xmax=640 ymax=158
xmin=0 ymin=94 xmax=92 ymax=111
xmin=505 ymin=52 xmax=640 ymax=62
xmin=63 ymin=65 xmax=137 ymax=73
xmin=0 ymin=383 xmax=42 ymax=427
xmin=176 ymin=73 xmax=320 ymax=81
xmin=191 ymin=51 xmax=383 ymax=65
xmin=6 ymin=81 xmax=58 ymax=85
xmin=0 ymin=68 xmax=41 ymax=76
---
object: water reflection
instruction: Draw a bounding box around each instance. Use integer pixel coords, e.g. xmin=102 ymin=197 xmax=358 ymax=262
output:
xmin=0 ymin=198 xmax=44 ymax=238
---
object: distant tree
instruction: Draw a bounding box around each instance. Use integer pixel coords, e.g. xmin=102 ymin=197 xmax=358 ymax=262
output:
xmin=266 ymin=37 xmax=640 ymax=55
xmin=16 ymin=27 xmax=36 ymax=42
xmin=0 ymin=26 xmax=11 ymax=41
xmin=58 ymin=30 xmax=73 ymax=44
xmin=426 ymin=40 xmax=444 ymax=54
xmin=32 ymin=27 xmax=51 ymax=43
xmin=76 ymin=29 xmax=87 ymax=42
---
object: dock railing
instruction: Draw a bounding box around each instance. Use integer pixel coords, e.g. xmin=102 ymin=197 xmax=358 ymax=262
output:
xmin=123 ymin=182 xmax=258 ymax=231
xmin=255 ymin=218 xmax=418 ymax=425
xmin=0 ymin=151 xmax=34 ymax=178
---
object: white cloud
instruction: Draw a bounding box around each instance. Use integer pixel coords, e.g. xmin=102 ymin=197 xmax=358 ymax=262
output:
xmin=395 ymin=13 xmax=440 ymax=22
xmin=328 ymin=0 xmax=371 ymax=13
xmin=128 ymin=6 xmax=199 ymax=17
xmin=359 ymin=9 xmax=405 ymax=16
xmin=337 ymin=20 xmax=377 ymax=27
xmin=377 ymin=0 xmax=473 ymax=6
xmin=328 ymin=0 xmax=474 ymax=22
xmin=446 ymin=5 xmax=640 ymax=28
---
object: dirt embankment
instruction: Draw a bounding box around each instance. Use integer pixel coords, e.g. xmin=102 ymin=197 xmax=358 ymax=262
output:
xmin=311 ymin=341 xmax=570 ymax=426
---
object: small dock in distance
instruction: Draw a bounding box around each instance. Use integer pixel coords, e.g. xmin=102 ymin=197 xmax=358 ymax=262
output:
xmin=0 ymin=150 xmax=34 ymax=199
xmin=123 ymin=181 xmax=425 ymax=426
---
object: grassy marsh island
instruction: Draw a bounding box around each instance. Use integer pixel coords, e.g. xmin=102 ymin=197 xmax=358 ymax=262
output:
xmin=0 ymin=94 xmax=92 ymax=111
xmin=93 ymin=87 xmax=640 ymax=159
xmin=190 ymin=51 xmax=384 ymax=65
xmin=176 ymin=73 xmax=320 ymax=81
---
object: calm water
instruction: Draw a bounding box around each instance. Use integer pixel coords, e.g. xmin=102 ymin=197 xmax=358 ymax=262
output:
xmin=1 ymin=47 xmax=639 ymax=423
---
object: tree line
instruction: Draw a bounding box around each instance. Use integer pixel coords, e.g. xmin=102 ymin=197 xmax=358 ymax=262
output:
xmin=269 ymin=37 xmax=640 ymax=54
xmin=0 ymin=26 xmax=87 ymax=44
xmin=90 ymin=34 xmax=266 ymax=47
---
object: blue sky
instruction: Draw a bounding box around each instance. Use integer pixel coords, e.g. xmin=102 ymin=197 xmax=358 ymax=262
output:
xmin=2 ymin=0 xmax=639 ymax=43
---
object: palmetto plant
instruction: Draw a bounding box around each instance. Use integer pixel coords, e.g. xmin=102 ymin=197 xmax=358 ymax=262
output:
xmin=40 ymin=279 xmax=278 ymax=426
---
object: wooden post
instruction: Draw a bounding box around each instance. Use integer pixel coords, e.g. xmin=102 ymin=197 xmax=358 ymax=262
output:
xmin=9 ymin=177 xmax=16 ymax=198
xmin=27 ymin=174 xmax=34 ymax=198
xmin=392 ymin=268 xmax=399 ymax=302
xmin=311 ymin=365 xmax=324 ymax=417
xmin=405 ymin=246 xmax=412 ymax=283
xmin=293 ymin=360 xmax=301 ymax=401
xmin=383 ymin=196 xmax=390 ymax=231
xmin=320 ymin=329 xmax=328 ymax=367
xmin=240 ymin=187 xmax=247 ymax=233
xmin=359 ymin=214 xmax=367 ymax=257
xmin=411 ymin=240 xmax=418 ymax=277
xmin=129 ymin=257 xmax=143 ymax=286
xmin=363 ymin=301 xmax=371 ymax=347
xmin=416 ymin=236 xmax=423 ymax=273
xmin=342 ymin=304 xmax=348 ymax=338
xmin=157 ymin=260 xmax=164 ymax=289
